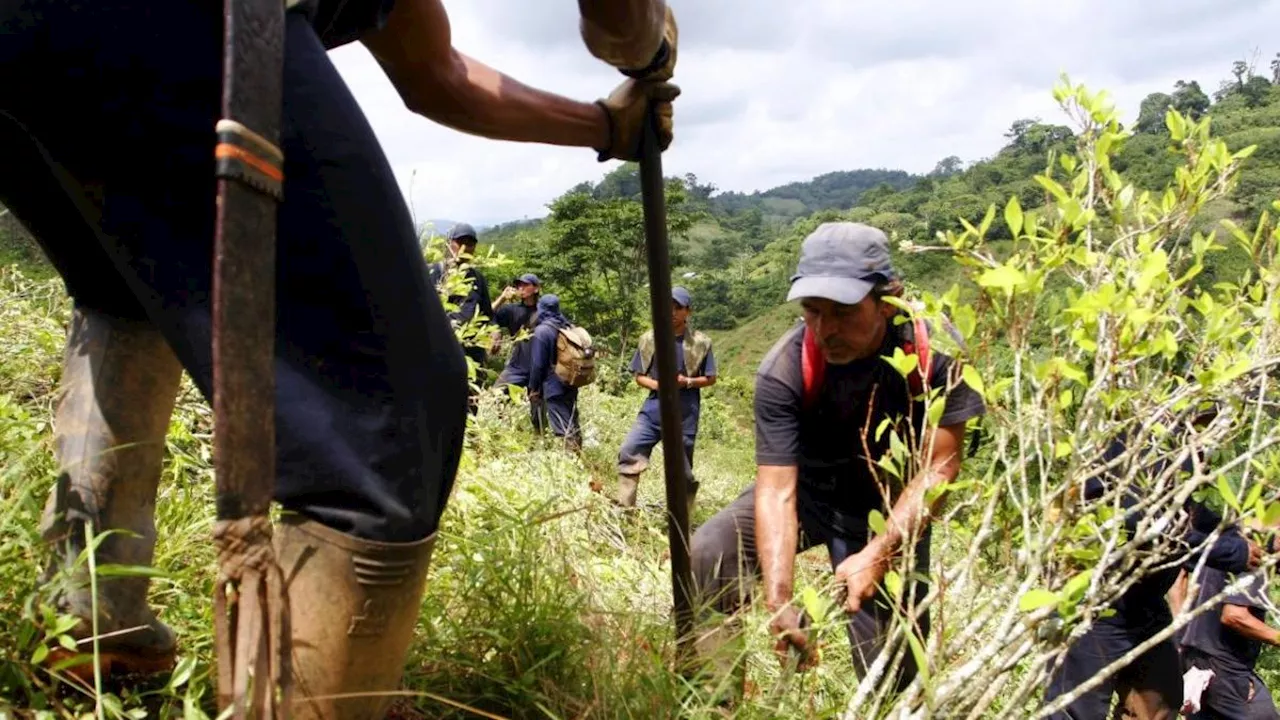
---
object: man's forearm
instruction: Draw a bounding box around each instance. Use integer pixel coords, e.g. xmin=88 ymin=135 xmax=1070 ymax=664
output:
xmin=577 ymin=0 xmax=666 ymax=69
xmin=871 ymin=464 xmax=951 ymax=561
xmin=636 ymin=375 xmax=659 ymax=391
xmin=362 ymin=0 xmax=609 ymax=148
xmin=402 ymin=55 xmax=608 ymax=148
xmin=757 ymin=477 xmax=799 ymax=611
xmin=1223 ymin=607 xmax=1280 ymax=645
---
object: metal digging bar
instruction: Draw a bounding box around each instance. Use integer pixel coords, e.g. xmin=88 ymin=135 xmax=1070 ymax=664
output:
xmin=637 ymin=107 xmax=696 ymax=663
xmin=211 ymin=0 xmax=291 ymax=716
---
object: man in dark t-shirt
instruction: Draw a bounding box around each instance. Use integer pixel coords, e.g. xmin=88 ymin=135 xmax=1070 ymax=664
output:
xmin=1 ymin=0 xmax=681 ymax=714
xmin=689 ymin=222 xmax=986 ymax=699
xmin=1180 ymin=568 xmax=1279 ymax=719
xmin=492 ymin=273 xmax=542 ymax=389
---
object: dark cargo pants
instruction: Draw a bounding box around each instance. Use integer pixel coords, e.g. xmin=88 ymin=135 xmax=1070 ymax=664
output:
xmin=690 ymin=484 xmax=932 ymax=691
xmin=0 ymin=2 xmax=468 ymax=543
xmin=1043 ymin=616 xmax=1182 ymax=719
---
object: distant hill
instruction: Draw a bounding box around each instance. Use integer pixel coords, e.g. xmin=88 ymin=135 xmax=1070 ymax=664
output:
xmin=709 ymin=169 xmax=919 ymax=223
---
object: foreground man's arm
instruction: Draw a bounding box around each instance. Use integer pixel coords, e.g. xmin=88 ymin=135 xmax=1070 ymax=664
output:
xmin=361 ymin=0 xmax=674 ymax=154
xmin=758 ymin=464 xmax=814 ymax=666
xmin=836 ymin=422 xmax=967 ymax=614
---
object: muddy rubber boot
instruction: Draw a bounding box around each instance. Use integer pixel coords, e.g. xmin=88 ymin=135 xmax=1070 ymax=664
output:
xmin=39 ymin=307 xmax=184 ymax=682
xmin=276 ymin=515 xmax=437 ymax=720
xmin=616 ymin=473 xmax=640 ymax=508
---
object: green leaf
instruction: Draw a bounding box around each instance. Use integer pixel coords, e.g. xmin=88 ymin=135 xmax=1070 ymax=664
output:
xmin=884 ymin=570 xmax=903 ymax=600
xmin=1165 ymin=109 xmax=1187 ymax=141
xmin=868 ymin=509 xmax=888 ymax=537
xmin=977 ymin=264 xmax=1027 ymax=296
xmin=1263 ymin=502 xmax=1280 ymax=527
xmin=31 ymin=644 xmax=48 ymax=665
xmin=1018 ymin=589 xmax=1060 ymax=612
xmin=1063 ymin=569 xmax=1092 ymax=602
xmin=905 ymin=628 xmax=930 ymax=683
xmin=57 ymin=634 xmax=77 ymax=652
xmin=1005 ymin=196 xmax=1024 ymax=237
xmin=1217 ymin=475 xmax=1240 ymax=511
xmin=927 ymin=395 xmax=946 ymax=426
xmin=94 ymin=563 xmax=170 ymax=579
xmin=962 ymin=364 xmax=985 ymax=397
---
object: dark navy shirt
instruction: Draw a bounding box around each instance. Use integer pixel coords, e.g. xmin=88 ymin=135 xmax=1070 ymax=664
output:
xmin=1181 ymin=567 xmax=1270 ymax=673
xmin=496 ymin=302 xmax=537 ymax=384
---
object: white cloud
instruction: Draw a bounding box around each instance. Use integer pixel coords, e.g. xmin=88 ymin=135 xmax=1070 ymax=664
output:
xmin=328 ymin=0 xmax=1280 ymax=227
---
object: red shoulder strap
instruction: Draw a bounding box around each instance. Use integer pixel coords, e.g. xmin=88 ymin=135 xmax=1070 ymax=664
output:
xmin=904 ymin=316 xmax=931 ymax=397
xmin=801 ymin=325 xmax=825 ymax=409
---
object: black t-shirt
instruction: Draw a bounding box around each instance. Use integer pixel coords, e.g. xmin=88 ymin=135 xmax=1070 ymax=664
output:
xmin=754 ymin=319 xmax=986 ymax=535
xmin=1181 ymin=567 xmax=1270 ymax=673
xmin=494 ymin=302 xmax=537 ymax=337
xmin=293 ymin=0 xmax=397 ymax=49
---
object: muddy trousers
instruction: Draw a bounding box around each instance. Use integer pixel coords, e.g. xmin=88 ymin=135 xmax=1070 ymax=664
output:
xmin=1043 ymin=617 xmax=1182 ymax=719
xmin=690 ymin=485 xmax=932 ymax=692
xmin=0 ymin=3 xmax=468 ymax=543
xmin=2 ymin=4 xmax=467 ymax=717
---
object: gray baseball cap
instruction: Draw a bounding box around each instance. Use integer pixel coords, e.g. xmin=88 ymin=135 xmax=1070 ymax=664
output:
xmin=786 ymin=222 xmax=896 ymax=305
xmin=447 ymin=222 xmax=478 ymax=242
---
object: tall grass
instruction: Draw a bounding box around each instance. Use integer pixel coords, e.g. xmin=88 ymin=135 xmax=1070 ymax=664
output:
xmin=0 ymin=265 xmax=866 ymax=719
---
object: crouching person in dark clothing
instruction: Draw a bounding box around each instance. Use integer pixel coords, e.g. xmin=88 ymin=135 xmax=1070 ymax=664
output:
xmin=687 ymin=223 xmax=986 ymax=703
xmin=1180 ymin=567 xmax=1280 ymax=719
xmin=1042 ymin=439 xmax=1261 ymax=720
xmin=528 ymin=294 xmax=583 ymax=451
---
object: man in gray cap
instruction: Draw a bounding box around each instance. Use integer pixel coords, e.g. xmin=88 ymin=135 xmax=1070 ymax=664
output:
xmin=688 ymin=222 xmax=986 ymax=701
xmin=616 ymin=285 xmax=716 ymax=515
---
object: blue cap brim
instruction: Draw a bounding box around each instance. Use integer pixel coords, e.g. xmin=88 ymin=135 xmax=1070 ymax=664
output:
xmin=786 ymin=276 xmax=875 ymax=305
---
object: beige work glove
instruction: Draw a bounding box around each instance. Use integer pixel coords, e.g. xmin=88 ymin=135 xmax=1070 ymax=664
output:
xmin=595 ymin=79 xmax=680 ymax=162
xmin=620 ymin=6 xmax=678 ymax=82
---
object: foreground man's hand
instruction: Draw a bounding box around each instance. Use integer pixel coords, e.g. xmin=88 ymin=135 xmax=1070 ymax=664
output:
xmin=835 ymin=543 xmax=891 ymax=615
xmin=595 ymin=79 xmax=680 ymax=161
xmin=769 ymin=604 xmax=817 ymax=671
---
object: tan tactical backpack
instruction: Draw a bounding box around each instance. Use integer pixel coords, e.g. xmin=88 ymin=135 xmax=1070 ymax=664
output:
xmin=554 ymin=325 xmax=597 ymax=387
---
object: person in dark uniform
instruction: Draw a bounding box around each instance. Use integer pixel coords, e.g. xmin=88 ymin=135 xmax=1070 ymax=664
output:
xmin=615 ymin=286 xmax=716 ymax=516
xmin=1180 ymin=567 xmax=1279 ymax=719
xmin=527 ymin=294 xmax=584 ymax=451
xmin=688 ymin=223 xmax=987 ymax=701
xmin=1041 ymin=439 xmax=1261 ymax=720
xmin=429 ymin=221 xmax=494 ymax=366
xmin=0 ymin=0 xmax=679 ymax=715
xmin=492 ymin=273 xmax=542 ymax=389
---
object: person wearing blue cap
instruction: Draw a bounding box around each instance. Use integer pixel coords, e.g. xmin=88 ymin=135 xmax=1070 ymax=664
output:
xmin=527 ymin=294 xmax=585 ymax=450
xmin=687 ymin=222 xmax=986 ymax=702
xmin=491 ymin=273 xmax=543 ymax=389
xmin=616 ymin=286 xmax=716 ymax=515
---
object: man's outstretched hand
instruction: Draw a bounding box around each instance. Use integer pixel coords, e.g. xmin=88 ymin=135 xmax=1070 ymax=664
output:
xmin=595 ymin=79 xmax=680 ymax=162
xmin=835 ymin=543 xmax=891 ymax=615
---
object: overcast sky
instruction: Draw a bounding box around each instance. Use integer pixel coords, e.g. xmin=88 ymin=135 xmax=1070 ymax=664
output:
xmin=328 ymin=0 xmax=1280 ymax=228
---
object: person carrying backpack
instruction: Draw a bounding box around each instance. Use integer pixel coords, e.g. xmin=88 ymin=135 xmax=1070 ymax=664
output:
xmin=528 ymin=294 xmax=592 ymax=451
xmin=688 ymin=222 xmax=986 ymax=702
xmin=616 ymin=286 xmax=716 ymax=516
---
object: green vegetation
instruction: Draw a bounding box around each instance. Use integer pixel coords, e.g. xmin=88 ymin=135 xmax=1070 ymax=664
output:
xmin=1 ymin=57 xmax=1279 ymax=718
